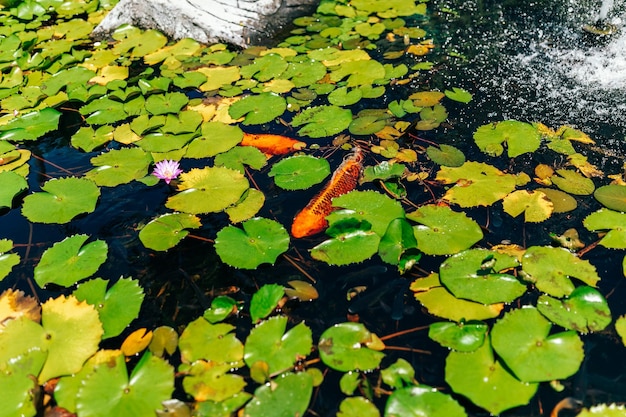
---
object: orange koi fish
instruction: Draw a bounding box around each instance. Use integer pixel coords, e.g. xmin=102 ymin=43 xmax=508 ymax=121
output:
xmin=241 ymin=133 xmax=306 ymax=157
xmin=291 ymin=148 xmax=364 ymax=238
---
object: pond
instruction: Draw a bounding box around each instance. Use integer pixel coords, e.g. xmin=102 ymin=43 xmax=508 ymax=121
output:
xmin=1 ymin=0 xmax=626 ymax=416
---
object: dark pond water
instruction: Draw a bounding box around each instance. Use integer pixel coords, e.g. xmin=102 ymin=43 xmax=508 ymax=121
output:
xmin=2 ymin=0 xmax=626 ymax=415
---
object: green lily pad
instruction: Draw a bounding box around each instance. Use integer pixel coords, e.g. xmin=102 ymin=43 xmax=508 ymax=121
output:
xmin=136 ymin=132 xmax=195 ymax=153
xmin=249 ymin=283 xmax=284 ymax=323
xmin=76 ymin=352 xmax=173 ymax=417
xmin=594 ymin=184 xmax=626 ymax=211
xmin=411 ymin=274 xmax=504 ymax=321
xmin=337 ymin=396 xmax=380 ymax=417
xmin=381 ymin=358 xmax=416 ymax=389
xmin=161 ymin=111 xmax=203 ymax=134
xmin=240 ymin=53 xmax=287 ymax=81
xmin=0 ymin=351 xmax=41 ymax=417
xmin=537 ymin=286 xmax=611 ymax=333
xmin=576 ymin=404 xmax=626 ymax=417
xmin=0 ymin=108 xmax=61 ymax=141
xmin=243 ymin=372 xmax=312 ymax=417
xmin=81 ymin=98 xmax=128 ymax=125
xmin=428 ymin=321 xmax=488 ymax=352
xmin=551 ymin=169 xmax=595 ymax=195
xmin=225 ymin=188 xmax=265 ymax=223
xmin=0 ymin=170 xmax=27 ymax=209
xmin=203 ymin=296 xmax=238 ymax=324
xmin=291 ymin=105 xmax=352 ymax=138
xmin=436 ymin=162 xmax=517 ymax=207
xmin=502 ymin=190 xmax=553 ymax=223
xmin=491 ymin=307 xmax=584 ymax=382
xmin=408 ymin=205 xmax=483 ymax=255
xmin=166 ymin=167 xmax=249 ymax=214
xmin=439 ymin=249 xmax=525 ymax=305
xmin=144 ymin=37 xmax=202 ymax=66
xmin=521 ymin=246 xmax=600 ymax=297
xmin=185 ymin=122 xmax=243 ymax=158
xmin=426 ymin=144 xmax=465 ymax=167
xmin=145 ymin=92 xmax=189 ymax=115
xmin=473 ymin=120 xmax=540 ymax=158
xmin=196 ymin=66 xmax=241 ymax=91
xmin=378 ymin=218 xmax=418 ymax=265
xmin=385 ymin=385 xmax=467 ymax=417
xmin=583 ymin=209 xmax=626 ymax=249
xmin=73 ymin=277 xmax=145 ymax=339
xmin=178 ymin=317 xmax=243 ymax=364
xmin=444 ymin=87 xmax=472 ymax=104
xmin=616 ymin=315 xmax=626 ymax=346
xmin=445 ymin=342 xmax=538 ymax=415
xmin=330 ymin=59 xmax=386 ymax=87
xmin=282 ymin=60 xmax=327 ymax=87
xmin=70 ymin=125 xmax=114 ymax=152
xmin=269 ymin=155 xmax=330 ymax=190
xmin=329 ymin=190 xmax=405 ymax=236
xmin=349 ymin=111 xmax=389 ymax=135
xmin=139 ymin=213 xmax=202 ymax=251
xmin=244 ymin=315 xmax=312 ymax=375
xmin=214 ymin=218 xmax=290 ymax=269
xmin=85 ymin=147 xmax=153 ymax=186
xmin=214 ymin=145 xmax=267 ymax=173
xmin=318 ymin=322 xmax=385 ymax=372
xmin=34 ymin=234 xmax=108 ymax=288
xmin=228 ymin=92 xmax=286 ymax=125
xmin=181 ymin=360 xmax=245 ymax=402
xmin=112 ymin=28 xmax=168 ymax=58
xmin=328 ymin=86 xmax=362 ymax=106
xmin=311 ymin=229 xmax=380 ymax=266
xmin=362 ymin=161 xmax=406 ymax=182
xmin=0 ymin=239 xmax=20 ymax=281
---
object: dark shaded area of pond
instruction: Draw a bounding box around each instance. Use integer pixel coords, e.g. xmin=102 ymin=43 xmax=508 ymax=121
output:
xmin=2 ymin=0 xmax=626 ymax=415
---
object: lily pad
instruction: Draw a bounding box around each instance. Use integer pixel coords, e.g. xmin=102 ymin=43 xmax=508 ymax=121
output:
xmin=551 ymin=169 xmax=595 ymax=195
xmin=337 ymin=397 xmax=380 ymax=417
xmin=166 ymin=167 xmax=249 ymax=214
xmin=311 ymin=229 xmax=380 ymax=266
xmin=139 ymin=213 xmax=202 ymax=251
xmin=446 ymin=342 xmax=538 ymax=415
xmin=181 ymin=360 xmax=245 ymax=402
xmin=329 ymin=190 xmax=405 ymax=236
xmin=34 ymin=234 xmax=108 ymax=288
xmin=73 ymin=277 xmax=145 ymax=339
xmin=243 ymin=372 xmax=312 ymax=417
xmin=70 ymin=125 xmax=114 ymax=152
xmin=85 ymin=147 xmax=153 ymax=187
xmin=0 ymin=108 xmax=61 ymax=141
xmin=203 ymin=296 xmax=238 ymax=324
xmin=444 ymin=87 xmax=472 ymax=103
xmin=145 ymin=92 xmax=189 ymax=115
xmin=385 ymin=385 xmax=467 ymax=417
xmin=214 ymin=145 xmax=267 ymax=173
xmin=185 ymin=122 xmax=243 ymax=158
xmin=537 ymin=286 xmax=611 ymax=333
xmin=249 ymin=283 xmax=284 ymax=323
xmin=410 ymin=274 xmax=504 ymax=321
xmin=593 ymin=184 xmax=626 ymax=211
xmin=408 ymin=205 xmax=483 ymax=255
xmin=228 ymin=92 xmax=286 ymax=125
xmin=583 ymin=209 xmax=626 ymax=249
xmin=491 ymin=307 xmax=584 ymax=382
xmin=0 ymin=239 xmax=20 ymax=281
xmin=291 ymin=105 xmax=352 ymax=138
xmin=473 ymin=120 xmax=540 ymax=158
xmin=378 ymin=218 xmax=418 ymax=265
xmin=502 ymin=190 xmax=553 ymax=223
xmin=244 ymin=316 xmax=312 ymax=375
xmin=318 ymin=322 xmax=385 ymax=372
xmin=22 ymin=177 xmax=100 ymax=224
xmin=426 ymin=144 xmax=465 ymax=167
xmin=178 ymin=317 xmax=243 ymax=364
xmin=225 ymin=188 xmax=266 ymax=223
xmin=439 ymin=249 xmax=525 ymax=305
xmin=428 ymin=321 xmax=488 ymax=352
xmin=436 ymin=162 xmax=517 ymax=207
xmin=521 ymin=246 xmax=600 ymax=297
xmin=535 ymin=187 xmax=578 ymax=213
xmin=269 ymin=155 xmax=330 ymax=190
xmin=0 ymin=170 xmax=27 ymax=209
xmin=214 ymin=218 xmax=290 ymax=269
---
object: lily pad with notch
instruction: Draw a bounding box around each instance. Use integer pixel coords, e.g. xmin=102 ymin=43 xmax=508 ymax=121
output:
xmin=429 ymin=320 xmax=488 ymax=352
xmin=268 ymin=155 xmax=330 ymax=190
xmin=473 ymin=120 xmax=540 ymax=158
xmin=0 ymin=170 xmax=27 ymax=209
xmin=583 ymin=209 xmax=626 ymax=249
xmin=537 ymin=286 xmax=611 ymax=333
xmin=139 ymin=213 xmax=202 ymax=251
xmin=0 ymin=108 xmax=61 ymax=141
xmin=318 ymin=322 xmax=385 ymax=372
xmin=593 ymin=184 xmax=626 ymax=212
xmin=228 ymin=92 xmax=286 ymax=125
xmin=86 ymin=147 xmax=153 ymax=187
xmin=291 ymin=105 xmax=352 ymax=138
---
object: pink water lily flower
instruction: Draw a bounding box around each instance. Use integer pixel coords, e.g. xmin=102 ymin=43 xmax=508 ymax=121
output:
xmin=153 ymin=159 xmax=183 ymax=184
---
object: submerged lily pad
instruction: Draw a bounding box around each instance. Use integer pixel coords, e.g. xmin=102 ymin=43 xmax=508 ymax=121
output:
xmin=22 ymin=177 xmax=100 ymax=224
xmin=214 ymin=218 xmax=290 ymax=269
xmin=269 ymin=155 xmax=330 ymax=190
xmin=408 ymin=205 xmax=483 ymax=255
xmin=491 ymin=307 xmax=584 ymax=382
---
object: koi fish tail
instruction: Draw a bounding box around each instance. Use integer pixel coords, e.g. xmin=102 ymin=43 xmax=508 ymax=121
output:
xmin=291 ymin=147 xmax=363 ymax=238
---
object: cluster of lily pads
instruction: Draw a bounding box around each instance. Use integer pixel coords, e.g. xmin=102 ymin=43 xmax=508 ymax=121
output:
xmin=1 ymin=0 xmax=626 ymax=416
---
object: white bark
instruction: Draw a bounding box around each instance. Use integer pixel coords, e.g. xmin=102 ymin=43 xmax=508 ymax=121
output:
xmin=92 ymin=0 xmax=318 ymax=47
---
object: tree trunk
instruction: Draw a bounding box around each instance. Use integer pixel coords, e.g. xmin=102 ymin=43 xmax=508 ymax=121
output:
xmin=91 ymin=0 xmax=319 ymax=47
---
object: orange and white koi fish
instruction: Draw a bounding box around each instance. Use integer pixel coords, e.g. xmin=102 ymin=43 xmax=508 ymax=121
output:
xmin=291 ymin=147 xmax=364 ymax=238
xmin=241 ymin=132 xmax=306 ymax=157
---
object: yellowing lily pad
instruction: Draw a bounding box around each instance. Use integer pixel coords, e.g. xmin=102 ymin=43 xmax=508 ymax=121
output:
xmin=502 ymin=190 xmax=553 ymax=223
xmin=436 ymin=161 xmax=517 ymax=207
xmin=535 ymin=187 xmax=578 ymax=213
xmin=551 ymin=169 xmax=595 ymax=195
